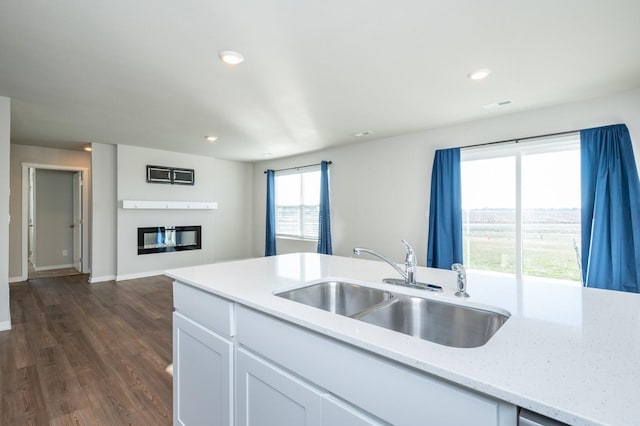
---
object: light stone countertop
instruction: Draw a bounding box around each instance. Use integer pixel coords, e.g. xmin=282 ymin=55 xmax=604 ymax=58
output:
xmin=165 ymin=253 xmax=640 ymax=426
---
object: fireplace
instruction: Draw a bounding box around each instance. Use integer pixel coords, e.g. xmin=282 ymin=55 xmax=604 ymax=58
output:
xmin=138 ymin=226 xmax=201 ymax=255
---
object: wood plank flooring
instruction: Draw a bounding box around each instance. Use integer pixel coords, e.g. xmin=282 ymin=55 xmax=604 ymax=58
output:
xmin=1 ymin=274 xmax=174 ymax=425
xmin=28 ymin=267 xmax=83 ymax=280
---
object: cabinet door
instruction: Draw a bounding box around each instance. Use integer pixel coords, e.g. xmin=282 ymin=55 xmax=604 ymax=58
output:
xmin=173 ymin=312 xmax=233 ymax=426
xmin=236 ymin=348 xmax=323 ymax=426
xmin=322 ymin=395 xmax=389 ymax=426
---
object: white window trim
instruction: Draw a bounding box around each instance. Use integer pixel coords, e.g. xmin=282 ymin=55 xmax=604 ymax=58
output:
xmin=462 ymin=133 xmax=580 ymax=161
xmin=275 ymin=166 xmax=321 ymax=240
xmin=275 ymin=164 xmax=320 ymax=176
xmin=276 ymin=235 xmax=318 ymax=243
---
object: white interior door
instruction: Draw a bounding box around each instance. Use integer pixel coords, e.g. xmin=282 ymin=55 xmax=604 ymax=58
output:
xmin=28 ymin=168 xmax=36 ymax=267
xmin=72 ymin=172 xmax=82 ymax=272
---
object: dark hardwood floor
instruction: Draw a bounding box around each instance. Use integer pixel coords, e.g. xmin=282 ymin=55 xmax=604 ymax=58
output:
xmin=0 ymin=274 xmax=174 ymax=425
xmin=28 ymin=267 xmax=84 ymax=280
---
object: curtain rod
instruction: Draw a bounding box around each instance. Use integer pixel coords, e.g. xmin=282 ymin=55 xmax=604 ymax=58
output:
xmin=264 ymin=161 xmax=332 ymax=174
xmin=461 ymin=129 xmax=581 ymax=150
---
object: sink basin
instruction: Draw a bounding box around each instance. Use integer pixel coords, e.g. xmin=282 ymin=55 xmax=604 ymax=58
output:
xmin=276 ymin=281 xmax=509 ymax=348
xmin=354 ymin=296 xmax=509 ymax=348
xmin=275 ymin=281 xmax=393 ymax=317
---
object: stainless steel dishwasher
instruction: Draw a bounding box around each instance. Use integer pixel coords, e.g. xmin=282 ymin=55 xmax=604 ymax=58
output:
xmin=519 ymin=408 xmax=568 ymax=426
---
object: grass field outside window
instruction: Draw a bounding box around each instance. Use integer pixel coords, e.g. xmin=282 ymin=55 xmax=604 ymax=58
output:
xmin=461 ymin=135 xmax=581 ymax=283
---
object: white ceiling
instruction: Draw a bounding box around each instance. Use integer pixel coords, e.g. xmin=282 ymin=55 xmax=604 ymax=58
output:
xmin=1 ymin=1 xmax=639 ymax=161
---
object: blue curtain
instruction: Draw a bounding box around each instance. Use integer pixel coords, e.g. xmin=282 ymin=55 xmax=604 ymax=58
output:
xmin=265 ymin=170 xmax=277 ymax=256
xmin=427 ymin=148 xmax=463 ymax=268
xmin=581 ymin=124 xmax=640 ymax=293
xmin=317 ymin=161 xmax=333 ymax=255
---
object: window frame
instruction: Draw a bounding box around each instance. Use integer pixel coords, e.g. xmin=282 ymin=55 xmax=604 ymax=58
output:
xmin=460 ymin=133 xmax=581 ymax=281
xmin=274 ymin=166 xmax=321 ymax=241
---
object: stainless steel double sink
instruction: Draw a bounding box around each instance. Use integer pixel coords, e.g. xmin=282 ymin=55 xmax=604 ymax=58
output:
xmin=275 ymin=281 xmax=509 ymax=348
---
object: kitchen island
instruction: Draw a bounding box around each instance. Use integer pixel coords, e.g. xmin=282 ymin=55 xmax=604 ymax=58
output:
xmin=166 ymin=253 xmax=640 ymax=426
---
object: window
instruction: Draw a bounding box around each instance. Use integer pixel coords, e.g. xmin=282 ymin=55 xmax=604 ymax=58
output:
xmin=275 ymin=169 xmax=320 ymax=240
xmin=461 ymin=134 xmax=581 ymax=282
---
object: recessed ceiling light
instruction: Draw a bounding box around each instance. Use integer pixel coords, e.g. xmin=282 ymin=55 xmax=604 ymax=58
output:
xmin=84 ymin=146 xmax=92 ymax=152
xmin=205 ymin=135 xmax=219 ymax=142
xmin=467 ymin=69 xmax=491 ymax=81
xmin=263 ymin=153 xmax=273 ymax=158
xmin=218 ymin=50 xmax=244 ymax=65
xmin=353 ymin=131 xmax=374 ymax=137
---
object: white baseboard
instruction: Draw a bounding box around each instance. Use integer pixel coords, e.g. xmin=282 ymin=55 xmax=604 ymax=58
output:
xmin=0 ymin=321 xmax=11 ymax=332
xmin=116 ymin=270 xmax=164 ymax=281
xmin=9 ymin=276 xmax=27 ymax=283
xmin=33 ymin=263 xmax=74 ymax=272
xmin=89 ymin=275 xmax=116 ymax=284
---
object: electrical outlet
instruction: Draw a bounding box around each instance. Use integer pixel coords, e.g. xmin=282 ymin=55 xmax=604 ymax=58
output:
xmin=62 ymin=249 xmax=68 ymax=256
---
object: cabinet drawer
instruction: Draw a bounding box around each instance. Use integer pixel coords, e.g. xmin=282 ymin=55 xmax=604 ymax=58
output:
xmin=173 ymin=281 xmax=234 ymax=337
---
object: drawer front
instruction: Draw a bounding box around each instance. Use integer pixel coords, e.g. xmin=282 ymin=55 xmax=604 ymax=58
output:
xmin=173 ymin=281 xmax=234 ymax=337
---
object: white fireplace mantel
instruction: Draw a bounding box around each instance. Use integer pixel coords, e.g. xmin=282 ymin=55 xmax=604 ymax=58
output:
xmin=121 ymin=200 xmax=218 ymax=210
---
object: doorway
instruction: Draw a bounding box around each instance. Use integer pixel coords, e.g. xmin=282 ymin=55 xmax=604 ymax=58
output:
xmin=21 ymin=164 xmax=89 ymax=280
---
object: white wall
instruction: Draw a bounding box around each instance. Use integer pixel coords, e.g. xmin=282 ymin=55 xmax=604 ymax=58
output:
xmin=0 ymin=97 xmax=10 ymax=331
xmin=9 ymin=145 xmax=91 ymax=280
xmin=115 ymin=145 xmax=253 ymax=280
xmin=33 ymin=169 xmax=74 ymax=269
xmin=210 ymin=157 xmax=254 ymax=262
xmin=90 ymin=143 xmax=117 ymax=282
xmin=252 ymin=88 xmax=640 ymax=265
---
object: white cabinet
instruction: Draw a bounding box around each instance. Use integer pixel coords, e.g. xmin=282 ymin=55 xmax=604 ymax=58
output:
xmin=322 ymin=395 xmax=388 ymax=426
xmin=235 ymin=305 xmax=516 ymax=426
xmin=173 ymin=312 xmax=233 ymax=426
xmin=172 ymin=281 xmax=517 ymax=426
xmin=236 ymin=348 xmax=323 ymax=426
xmin=236 ymin=348 xmax=386 ymax=426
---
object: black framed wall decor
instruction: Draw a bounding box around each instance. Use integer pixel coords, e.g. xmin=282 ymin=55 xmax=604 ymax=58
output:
xmin=172 ymin=168 xmax=195 ymax=185
xmin=146 ymin=165 xmax=195 ymax=185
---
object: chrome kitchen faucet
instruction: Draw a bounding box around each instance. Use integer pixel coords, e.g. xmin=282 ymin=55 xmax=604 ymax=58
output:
xmin=353 ymin=239 xmax=417 ymax=286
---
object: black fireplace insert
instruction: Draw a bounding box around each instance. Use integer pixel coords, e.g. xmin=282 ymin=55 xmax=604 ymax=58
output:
xmin=137 ymin=226 xmax=201 ymax=255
